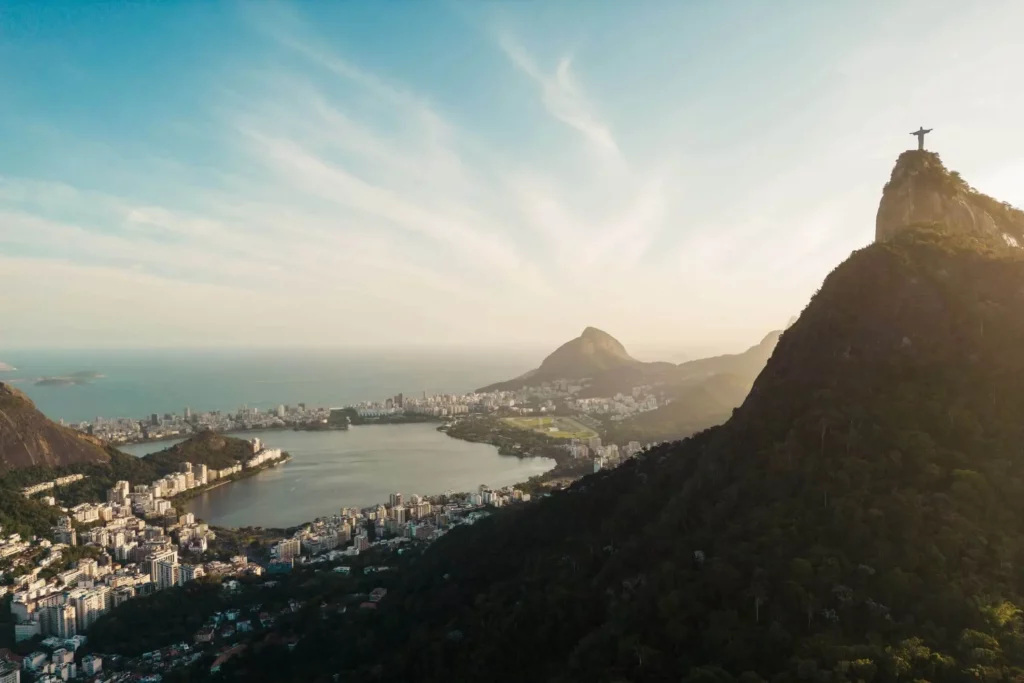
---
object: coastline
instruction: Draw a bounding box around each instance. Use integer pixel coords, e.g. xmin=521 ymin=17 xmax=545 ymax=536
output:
xmin=437 ymin=415 xmax=591 ymax=494
xmin=171 ymin=453 xmax=293 ymax=504
xmin=113 ymin=424 xmax=348 ymax=449
xmin=108 ymin=410 xmax=443 ymax=449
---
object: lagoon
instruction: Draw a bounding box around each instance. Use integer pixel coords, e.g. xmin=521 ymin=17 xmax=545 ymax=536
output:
xmin=119 ymin=423 xmax=553 ymax=528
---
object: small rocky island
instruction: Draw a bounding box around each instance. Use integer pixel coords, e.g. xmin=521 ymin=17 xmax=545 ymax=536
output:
xmin=34 ymin=371 xmax=104 ymax=387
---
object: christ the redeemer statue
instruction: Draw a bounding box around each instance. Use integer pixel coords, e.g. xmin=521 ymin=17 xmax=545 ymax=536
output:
xmin=911 ymin=127 xmax=932 ymax=151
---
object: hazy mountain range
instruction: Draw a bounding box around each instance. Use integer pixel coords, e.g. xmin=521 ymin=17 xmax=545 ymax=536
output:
xmin=480 ymin=324 xmax=785 ymax=442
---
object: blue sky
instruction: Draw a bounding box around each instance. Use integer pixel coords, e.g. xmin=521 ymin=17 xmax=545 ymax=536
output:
xmin=2 ymin=0 xmax=1023 ymax=353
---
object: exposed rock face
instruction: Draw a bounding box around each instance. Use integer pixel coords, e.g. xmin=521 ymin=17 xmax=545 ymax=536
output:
xmin=876 ymin=150 xmax=1024 ymax=246
xmin=0 ymin=382 xmax=110 ymax=470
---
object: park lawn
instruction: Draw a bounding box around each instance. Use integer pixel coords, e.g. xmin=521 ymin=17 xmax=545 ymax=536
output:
xmin=501 ymin=416 xmax=598 ymax=440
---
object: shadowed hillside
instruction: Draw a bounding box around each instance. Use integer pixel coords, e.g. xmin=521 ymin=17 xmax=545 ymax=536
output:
xmin=0 ymin=382 xmax=110 ymax=470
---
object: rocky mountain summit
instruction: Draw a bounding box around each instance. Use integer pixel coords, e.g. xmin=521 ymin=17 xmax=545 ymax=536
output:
xmin=876 ymin=149 xmax=1024 ymax=246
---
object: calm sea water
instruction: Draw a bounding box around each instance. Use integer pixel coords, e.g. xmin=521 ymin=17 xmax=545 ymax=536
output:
xmin=0 ymin=349 xmax=538 ymax=423
xmin=122 ymin=424 xmax=553 ymax=528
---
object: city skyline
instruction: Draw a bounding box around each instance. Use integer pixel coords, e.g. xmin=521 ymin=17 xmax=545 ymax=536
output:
xmin=2 ymin=0 xmax=1024 ymax=350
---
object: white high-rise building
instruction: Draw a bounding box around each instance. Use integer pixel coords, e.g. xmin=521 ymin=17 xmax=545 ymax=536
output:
xmin=68 ymin=587 xmax=108 ymax=633
xmin=147 ymin=549 xmax=177 ymax=582
xmin=40 ymin=603 xmax=76 ymax=638
xmin=156 ymin=557 xmax=179 ymax=590
xmin=275 ymin=538 xmax=300 ymax=563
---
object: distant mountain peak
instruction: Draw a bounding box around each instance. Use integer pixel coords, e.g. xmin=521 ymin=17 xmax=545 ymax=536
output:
xmin=478 ymin=327 xmax=639 ymax=392
xmin=580 ymin=326 xmax=613 ymax=339
xmin=534 ymin=327 xmax=636 ymax=379
xmin=876 ymin=149 xmax=1024 ymax=247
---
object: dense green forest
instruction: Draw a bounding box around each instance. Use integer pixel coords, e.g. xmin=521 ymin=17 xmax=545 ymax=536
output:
xmin=89 ymin=579 xmax=226 ymax=655
xmin=0 ymin=486 xmax=63 ymax=539
xmin=181 ymin=224 xmax=1024 ymax=682
xmin=602 ymin=372 xmax=752 ymax=444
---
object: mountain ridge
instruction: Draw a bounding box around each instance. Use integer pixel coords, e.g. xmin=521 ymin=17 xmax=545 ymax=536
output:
xmin=479 ymin=326 xmax=781 ymax=398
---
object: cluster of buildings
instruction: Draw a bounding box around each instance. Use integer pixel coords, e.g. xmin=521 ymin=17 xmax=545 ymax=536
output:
xmin=65 ymin=404 xmax=331 ymax=445
xmin=352 ymin=392 xmax=479 ymax=418
xmin=10 ymin=509 xmax=219 ymax=645
xmin=564 ymin=436 xmax=646 ymax=471
xmin=9 ymin=443 xmax=283 ymax=648
xmin=0 ymin=531 xmax=31 ymax=561
xmin=354 ymin=383 xmax=663 ymax=428
xmin=568 ymin=389 xmax=660 ymax=420
xmin=269 ymin=485 xmax=532 ymax=570
xmin=5 ymin=474 xmax=533 ymax=679
xmin=351 ymin=388 xmax=595 ymax=419
xmin=10 ymin=645 xmax=101 ymax=682
xmin=21 ymin=474 xmax=86 ymax=500
xmin=241 ymin=438 xmax=284 ymax=469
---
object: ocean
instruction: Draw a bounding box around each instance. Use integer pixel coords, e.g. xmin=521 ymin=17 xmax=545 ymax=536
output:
xmin=0 ymin=348 xmax=538 ymax=423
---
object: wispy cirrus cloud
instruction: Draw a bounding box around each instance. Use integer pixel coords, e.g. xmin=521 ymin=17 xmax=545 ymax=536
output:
xmin=498 ymin=34 xmax=620 ymax=159
xmin=5 ymin=0 xmax=1022 ymax=350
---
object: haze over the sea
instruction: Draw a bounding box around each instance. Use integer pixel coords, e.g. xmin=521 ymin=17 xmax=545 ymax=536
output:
xmin=4 ymin=349 xmax=539 ymax=423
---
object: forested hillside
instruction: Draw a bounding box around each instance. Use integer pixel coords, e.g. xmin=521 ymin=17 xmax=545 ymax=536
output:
xmin=219 ymin=223 xmax=1024 ymax=683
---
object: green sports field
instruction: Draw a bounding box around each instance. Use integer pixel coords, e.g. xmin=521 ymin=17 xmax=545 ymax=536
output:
xmin=501 ymin=415 xmax=598 ymax=440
